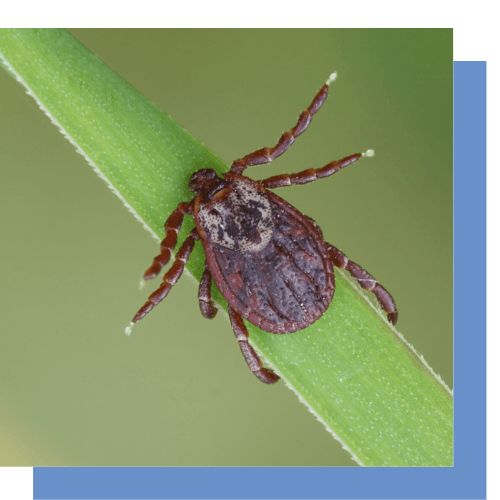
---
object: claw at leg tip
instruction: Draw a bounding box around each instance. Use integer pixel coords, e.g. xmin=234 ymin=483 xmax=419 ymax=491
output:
xmin=362 ymin=149 xmax=375 ymax=157
xmin=139 ymin=279 xmax=146 ymax=290
xmin=326 ymin=71 xmax=338 ymax=85
xmin=125 ymin=322 xmax=134 ymax=336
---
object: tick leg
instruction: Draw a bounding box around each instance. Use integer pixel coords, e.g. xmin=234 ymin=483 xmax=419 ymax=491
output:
xmin=261 ymin=150 xmax=374 ymax=190
xmin=326 ymin=243 xmax=398 ymax=325
xmin=230 ymin=73 xmax=337 ymax=175
xmin=228 ymin=307 xmax=280 ymax=384
xmin=142 ymin=200 xmax=194 ymax=281
xmin=198 ymin=262 xmax=218 ymax=319
xmin=130 ymin=229 xmax=199 ymax=325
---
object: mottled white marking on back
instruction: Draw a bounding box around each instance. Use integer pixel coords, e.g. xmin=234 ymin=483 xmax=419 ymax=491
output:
xmin=197 ymin=179 xmax=274 ymax=253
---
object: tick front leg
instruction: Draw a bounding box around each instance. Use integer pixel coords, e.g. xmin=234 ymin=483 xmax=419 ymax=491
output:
xmin=198 ymin=262 xmax=218 ymax=319
xmin=228 ymin=307 xmax=280 ymax=384
xmin=326 ymin=243 xmax=398 ymax=325
xmin=230 ymin=73 xmax=337 ymax=175
xmin=128 ymin=229 xmax=199 ymax=328
xmin=261 ymin=150 xmax=374 ymax=190
xmin=142 ymin=200 xmax=194 ymax=281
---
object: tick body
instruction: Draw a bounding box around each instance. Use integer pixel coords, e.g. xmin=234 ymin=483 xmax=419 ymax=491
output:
xmin=195 ymin=174 xmax=334 ymax=334
xmin=128 ymin=72 xmax=398 ymax=385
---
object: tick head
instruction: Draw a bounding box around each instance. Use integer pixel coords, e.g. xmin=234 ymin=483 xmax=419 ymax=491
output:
xmin=189 ymin=168 xmax=225 ymax=198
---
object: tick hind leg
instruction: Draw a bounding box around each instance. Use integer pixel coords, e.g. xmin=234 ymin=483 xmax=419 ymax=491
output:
xmin=198 ymin=262 xmax=218 ymax=319
xmin=326 ymin=243 xmax=398 ymax=325
xmin=228 ymin=307 xmax=280 ymax=384
xmin=230 ymin=73 xmax=337 ymax=175
xmin=127 ymin=228 xmax=199 ymax=332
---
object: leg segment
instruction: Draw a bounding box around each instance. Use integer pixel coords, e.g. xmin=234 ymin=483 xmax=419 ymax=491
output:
xmin=261 ymin=151 xmax=373 ymax=190
xmin=230 ymin=74 xmax=336 ymax=175
xmin=228 ymin=307 xmax=280 ymax=384
xmin=130 ymin=228 xmax=199 ymax=325
xmin=142 ymin=200 xmax=194 ymax=281
xmin=326 ymin=243 xmax=398 ymax=325
xmin=198 ymin=262 xmax=218 ymax=319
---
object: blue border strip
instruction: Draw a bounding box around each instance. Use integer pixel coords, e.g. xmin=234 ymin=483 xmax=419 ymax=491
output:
xmin=452 ymin=60 xmax=487 ymax=494
xmin=33 ymin=61 xmax=486 ymax=500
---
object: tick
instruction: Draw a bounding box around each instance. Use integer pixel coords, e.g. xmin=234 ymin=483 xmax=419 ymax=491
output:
xmin=126 ymin=72 xmax=397 ymax=384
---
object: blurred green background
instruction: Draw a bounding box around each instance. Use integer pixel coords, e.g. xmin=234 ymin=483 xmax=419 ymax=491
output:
xmin=0 ymin=29 xmax=452 ymax=466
